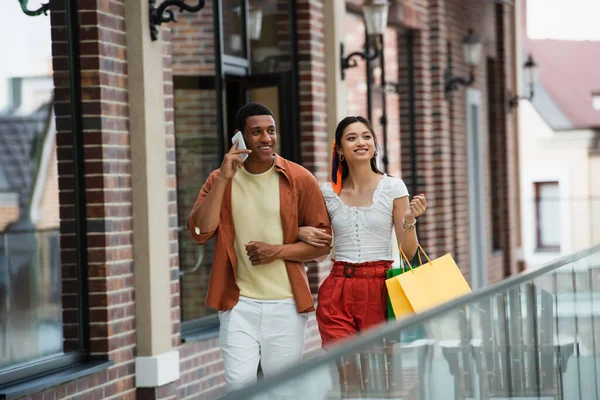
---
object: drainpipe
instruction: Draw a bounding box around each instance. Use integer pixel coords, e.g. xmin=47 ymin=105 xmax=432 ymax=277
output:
xmin=366 ymin=30 xmax=373 ymax=123
xmin=380 ymin=34 xmax=389 ymax=173
xmin=406 ymin=31 xmax=417 ymax=198
xmin=447 ymin=40 xmax=459 ymax=263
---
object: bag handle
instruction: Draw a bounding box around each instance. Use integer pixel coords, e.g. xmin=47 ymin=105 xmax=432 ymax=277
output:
xmin=399 ymin=248 xmax=414 ymax=272
xmin=417 ymin=244 xmax=433 ymax=265
xmin=399 ymin=244 xmax=433 ymax=271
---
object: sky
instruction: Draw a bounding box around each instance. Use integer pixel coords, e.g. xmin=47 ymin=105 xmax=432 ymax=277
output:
xmin=0 ymin=1 xmax=52 ymax=110
xmin=527 ymin=0 xmax=600 ymax=41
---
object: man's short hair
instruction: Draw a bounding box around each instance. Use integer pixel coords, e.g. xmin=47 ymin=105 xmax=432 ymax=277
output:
xmin=235 ymin=102 xmax=275 ymax=133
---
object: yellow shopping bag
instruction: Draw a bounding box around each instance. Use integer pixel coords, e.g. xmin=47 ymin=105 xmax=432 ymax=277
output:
xmin=385 ymin=245 xmax=471 ymax=319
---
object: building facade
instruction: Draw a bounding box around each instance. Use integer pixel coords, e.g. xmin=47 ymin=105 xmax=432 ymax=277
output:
xmin=517 ymin=0 xmax=600 ymax=268
xmin=0 ymin=0 xmax=521 ymax=399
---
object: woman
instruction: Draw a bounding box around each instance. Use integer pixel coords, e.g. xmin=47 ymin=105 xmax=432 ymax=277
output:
xmin=299 ymin=116 xmax=427 ymax=397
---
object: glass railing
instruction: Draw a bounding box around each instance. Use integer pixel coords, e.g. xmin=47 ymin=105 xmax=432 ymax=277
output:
xmin=220 ymin=243 xmax=600 ymax=400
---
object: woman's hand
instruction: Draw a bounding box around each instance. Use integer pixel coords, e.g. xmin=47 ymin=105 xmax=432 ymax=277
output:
xmin=298 ymin=226 xmax=332 ymax=247
xmin=404 ymin=194 xmax=427 ymax=222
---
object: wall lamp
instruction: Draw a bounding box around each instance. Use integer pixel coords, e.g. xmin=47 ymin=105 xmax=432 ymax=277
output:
xmin=149 ymin=0 xmax=206 ymax=41
xmin=444 ymin=30 xmax=482 ymax=94
xmin=248 ymin=7 xmax=263 ymax=40
xmin=19 ymin=0 xmax=49 ymax=16
xmin=508 ymin=54 xmax=540 ymax=109
xmin=340 ymin=0 xmax=389 ymax=80
xmin=232 ymin=5 xmax=263 ymax=40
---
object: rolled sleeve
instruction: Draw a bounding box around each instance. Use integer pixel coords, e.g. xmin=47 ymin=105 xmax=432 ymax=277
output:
xmin=189 ymin=221 xmax=216 ymax=244
xmin=187 ymin=170 xmax=220 ymax=245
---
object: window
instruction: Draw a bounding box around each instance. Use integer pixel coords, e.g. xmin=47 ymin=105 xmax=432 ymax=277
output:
xmin=0 ymin=0 xmax=94 ymax=388
xmin=535 ymin=182 xmax=561 ymax=251
xmin=174 ymin=76 xmax=220 ymax=331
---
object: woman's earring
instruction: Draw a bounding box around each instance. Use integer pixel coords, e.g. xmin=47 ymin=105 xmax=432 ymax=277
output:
xmin=339 ymin=154 xmax=345 ymax=162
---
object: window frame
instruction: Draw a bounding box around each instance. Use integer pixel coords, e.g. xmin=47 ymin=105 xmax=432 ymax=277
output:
xmin=172 ymin=75 xmax=221 ymax=340
xmin=534 ymin=181 xmax=561 ymax=252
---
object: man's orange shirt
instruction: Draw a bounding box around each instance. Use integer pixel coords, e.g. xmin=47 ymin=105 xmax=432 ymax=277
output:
xmin=187 ymin=155 xmax=331 ymax=313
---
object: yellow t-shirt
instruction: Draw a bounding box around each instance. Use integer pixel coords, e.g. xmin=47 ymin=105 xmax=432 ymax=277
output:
xmin=231 ymin=165 xmax=293 ymax=300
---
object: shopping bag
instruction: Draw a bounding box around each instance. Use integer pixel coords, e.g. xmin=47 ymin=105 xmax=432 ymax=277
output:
xmin=386 ymin=245 xmax=471 ymax=319
xmin=385 ymin=252 xmax=420 ymax=320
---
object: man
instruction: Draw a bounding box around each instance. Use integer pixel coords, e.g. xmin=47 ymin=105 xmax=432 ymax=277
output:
xmin=187 ymin=102 xmax=331 ymax=393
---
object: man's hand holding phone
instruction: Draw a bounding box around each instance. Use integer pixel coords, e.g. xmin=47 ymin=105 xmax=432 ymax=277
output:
xmin=231 ymin=130 xmax=249 ymax=162
xmin=217 ymin=130 xmax=252 ymax=181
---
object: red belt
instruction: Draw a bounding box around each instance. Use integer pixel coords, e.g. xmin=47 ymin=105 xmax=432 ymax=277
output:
xmin=330 ymin=259 xmax=393 ymax=278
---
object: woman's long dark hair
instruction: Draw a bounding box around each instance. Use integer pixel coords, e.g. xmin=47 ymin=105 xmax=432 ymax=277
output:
xmin=334 ymin=116 xmax=384 ymax=179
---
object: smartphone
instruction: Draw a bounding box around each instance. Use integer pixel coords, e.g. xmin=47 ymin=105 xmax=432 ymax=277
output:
xmin=231 ymin=130 xmax=249 ymax=162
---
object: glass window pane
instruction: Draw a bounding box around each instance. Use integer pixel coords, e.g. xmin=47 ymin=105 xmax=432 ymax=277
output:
xmin=223 ymin=0 xmax=246 ymax=58
xmin=0 ymin=2 xmax=74 ymax=369
xmin=249 ymin=0 xmax=292 ymax=73
xmin=247 ymin=86 xmax=281 ymax=154
xmin=175 ymin=84 xmax=219 ymax=321
xmin=536 ymin=182 xmax=560 ymax=248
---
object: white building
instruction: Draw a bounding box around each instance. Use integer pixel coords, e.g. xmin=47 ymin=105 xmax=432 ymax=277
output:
xmin=518 ymin=38 xmax=600 ymax=268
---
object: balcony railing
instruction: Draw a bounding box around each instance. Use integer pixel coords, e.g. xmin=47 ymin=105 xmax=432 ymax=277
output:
xmin=220 ymin=243 xmax=600 ymax=400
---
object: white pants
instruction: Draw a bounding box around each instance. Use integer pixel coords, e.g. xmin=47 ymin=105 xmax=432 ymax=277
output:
xmin=218 ymin=296 xmax=308 ymax=395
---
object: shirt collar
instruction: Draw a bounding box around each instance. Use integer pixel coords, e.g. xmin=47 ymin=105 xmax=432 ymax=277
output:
xmin=273 ymin=154 xmax=291 ymax=181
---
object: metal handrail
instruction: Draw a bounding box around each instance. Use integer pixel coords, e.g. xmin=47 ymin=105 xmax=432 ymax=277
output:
xmin=220 ymin=243 xmax=600 ymax=399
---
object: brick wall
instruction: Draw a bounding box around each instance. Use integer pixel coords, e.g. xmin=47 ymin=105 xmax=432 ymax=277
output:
xmin=302 ymin=0 xmax=519 ymax=357
xmin=381 ymin=27 xmax=402 ymax=176
xmin=396 ymin=0 xmax=518 ymax=283
xmin=343 ymin=13 xmax=402 ymax=177
xmin=398 ymin=20 xmax=440 ymax=259
xmin=176 ymin=339 xmax=224 ymax=399
xmin=78 ymin=0 xmax=137 ymax=391
xmin=297 ymin=0 xmax=328 ymax=180
xmin=171 ymin=2 xmax=214 ymax=76
xmin=344 ymin=11 xmax=369 ymax=119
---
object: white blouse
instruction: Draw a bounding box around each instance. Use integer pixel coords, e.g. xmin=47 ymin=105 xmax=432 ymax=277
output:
xmin=321 ymin=175 xmax=409 ymax=263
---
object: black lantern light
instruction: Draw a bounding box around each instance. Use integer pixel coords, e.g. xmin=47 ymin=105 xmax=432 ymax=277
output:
xmin=509 ymin=54 xmax=540 ymax=109
xmin=444 ymin=29 xmax=482 ymax=94
xmin=340 ymin=0 xmax=389 ymax=80
xmin=248 ymin=7 xmax=263 ymax=41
